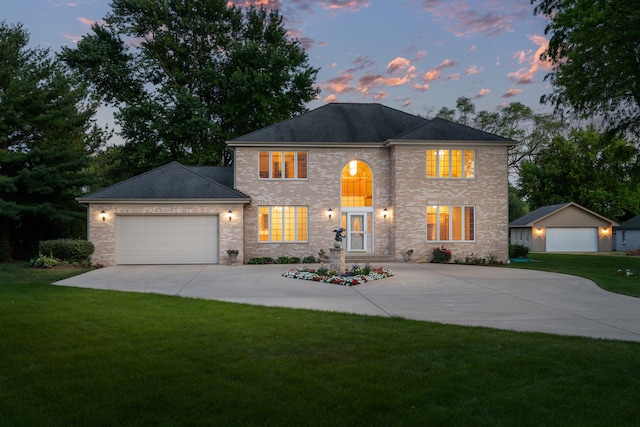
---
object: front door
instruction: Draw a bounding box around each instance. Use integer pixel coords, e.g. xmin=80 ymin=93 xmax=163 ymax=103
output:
xmin=347 ymin=213 xmax=367 ymax=252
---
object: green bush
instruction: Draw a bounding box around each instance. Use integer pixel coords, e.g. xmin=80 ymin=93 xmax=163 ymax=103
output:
xmin=0 ymin=235 xmax=9 ymax=262
xmin=247 ymin=257 xmax=274 ymax=264
xmin=302 ymin=255 xmax=317 ymax=263
xmin=31 ymin=253 xmax=60 ymax=268
xmin=509 ymin=243 xmax=530 ymax=258
xmin=38 ymin=239 xmax=94 ymax=263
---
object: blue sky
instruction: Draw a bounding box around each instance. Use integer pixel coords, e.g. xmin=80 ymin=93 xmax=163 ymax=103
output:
xmin=5 ymin=0 xmax=553 ymax=121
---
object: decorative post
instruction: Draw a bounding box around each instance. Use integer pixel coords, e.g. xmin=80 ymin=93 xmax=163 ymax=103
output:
xmin=330 ymin=228 xmax=346 ymax=273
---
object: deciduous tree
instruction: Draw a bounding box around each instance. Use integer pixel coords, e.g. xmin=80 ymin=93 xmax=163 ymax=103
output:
xmin=532 ymin=0 xmax=640 ymax=140
xmin=518 ymin=127 xmax=640 ymax=221
xmin=62 ymin=0 xmax=319 ymax=178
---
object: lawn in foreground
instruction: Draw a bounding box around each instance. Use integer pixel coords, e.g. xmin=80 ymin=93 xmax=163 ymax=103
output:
xmin=1 ymin=263 xmax=640 ymax=426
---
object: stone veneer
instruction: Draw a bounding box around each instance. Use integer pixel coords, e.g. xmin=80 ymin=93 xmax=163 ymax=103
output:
xmin=234 ymin=143 xmax=509 ymax=264
xmin=86 ymin=203 xmax=245 ymax=266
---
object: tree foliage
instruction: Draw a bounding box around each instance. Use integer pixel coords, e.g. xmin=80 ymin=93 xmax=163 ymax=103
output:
xmin=0 ymin=22 xmax=99 ymax=259
xmin=436 ymin=97 xmax=566 ymax=175
xmin=532 ymin=0 xmax=640 ymax=140
xmin=61 ymin=0 xmax=319 ymax=179
xmin=518 ymin=127 xmax=640 ymax=221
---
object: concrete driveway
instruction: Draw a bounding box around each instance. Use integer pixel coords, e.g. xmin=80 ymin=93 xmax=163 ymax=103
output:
xmin=55 ymin=262 xmax=640 ymax=342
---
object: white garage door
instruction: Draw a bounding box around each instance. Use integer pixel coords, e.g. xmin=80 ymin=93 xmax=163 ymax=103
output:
xmin=116 ymin=215 xmax=218 ymax=264
xmin=546 ymin=228 xmax=598 ymax=252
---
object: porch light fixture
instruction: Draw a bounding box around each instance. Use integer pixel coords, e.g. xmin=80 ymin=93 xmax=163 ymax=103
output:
xmin=100 ymin=210 xmax=107 ymax=222
xmin=227 ymin=210 xmax=233 ymax=221
xmin=601 ymin=227 xmax=609 ymax=235
xmin=383 ymin=208 xmax=388 ymax=219
xmin=535 ymin=228 xmax=543 ymax=235
xmin=328 ymin=208 xmax=333 ymax=219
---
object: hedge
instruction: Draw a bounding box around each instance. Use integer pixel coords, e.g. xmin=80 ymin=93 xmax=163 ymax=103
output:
xmin=38 ymin=239 xmax=95 ymax=263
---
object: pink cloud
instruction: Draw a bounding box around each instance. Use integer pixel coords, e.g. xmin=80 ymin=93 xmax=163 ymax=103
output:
xmin=416 ymin=0 xmax=530 ymax=37
xmin=465 ymin=65 xmax=482 ymax=76
xmin=374 ymin=92 xmax=388 ymax=100
xmin=326 ymin=74 xmax=354 ymax=93
xmin=397 ymin=97 xmax=412 ymax=107
xmin=387 ymin=57 xmax=411 ymax=73
xmin=475 ymin=88 xmax=491 ymax=98
xmin=320 ymin=0 xmax=370 ymax=11
xmin=446 ymin=73 xmax=461 ymax=81
xmin=324 ymin=94 xmax=339 ymax=102
xmin=413 ymin=83 xmax=430 ymax=92
xmin=501 ymin=88 xmax=522 ymax=98
xmin=422 ymin=58 xmax=457 ymax=82
xmin=507 ymin=34 xmax=552 ymax=84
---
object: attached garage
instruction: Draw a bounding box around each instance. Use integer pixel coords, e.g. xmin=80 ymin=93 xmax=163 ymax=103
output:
xmin=116 ymin=215 xmax=219 ymax=264
xmin=78 ymin=162 xmax=251 ymax=266
xmin=546 ymin=227 xmax=598 ymax=252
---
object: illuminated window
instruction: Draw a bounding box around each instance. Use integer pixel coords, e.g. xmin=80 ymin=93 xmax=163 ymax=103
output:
xmin=259 ymin=206 xmax=308 ymax=242
xmin=426 ymin=205 xmax=475 ymax=241
xmin=341 ymin=160 xmax=373 ymax=207
xmin=259 ymin=151 xmax=308 ymax=179
xmin=426 ymin=149 xmax=475 ymax=178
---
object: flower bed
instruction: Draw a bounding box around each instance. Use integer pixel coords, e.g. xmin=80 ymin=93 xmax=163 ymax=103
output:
xmin=282 ymin=266 xmax=393 ymax=286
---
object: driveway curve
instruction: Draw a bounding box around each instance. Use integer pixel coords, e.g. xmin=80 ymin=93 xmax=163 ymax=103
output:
xmin=55 ymin=262 xmax=640 ymax=342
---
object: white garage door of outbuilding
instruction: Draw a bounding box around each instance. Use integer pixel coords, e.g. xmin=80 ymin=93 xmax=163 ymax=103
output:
xmin=546 ymin=227 xmax=598 ymax=252
xmin=116 ymin=215 xmax=218 ymax=264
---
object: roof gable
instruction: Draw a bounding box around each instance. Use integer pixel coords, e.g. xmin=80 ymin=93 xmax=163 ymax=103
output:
xmin=78 ymin=162 xmax=248 ymax=201
xmin=509 ymin=202 xmax=617 ymax=227
xmin=230 ymin=103 xmax=428 ymax=143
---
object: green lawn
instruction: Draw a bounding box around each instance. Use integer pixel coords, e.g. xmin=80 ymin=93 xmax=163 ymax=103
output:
xmin=1 ymin=261 xmax=640 ymax=426
xmin=507 ymin=252 xmax=640 ymax=298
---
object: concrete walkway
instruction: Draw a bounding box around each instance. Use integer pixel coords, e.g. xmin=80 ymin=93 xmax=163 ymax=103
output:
xmin=55 ymin=263 xmax=640 ymax=342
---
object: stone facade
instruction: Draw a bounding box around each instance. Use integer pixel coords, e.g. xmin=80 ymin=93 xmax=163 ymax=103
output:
xmin=234 ymin=143 xmax=509 ymax=264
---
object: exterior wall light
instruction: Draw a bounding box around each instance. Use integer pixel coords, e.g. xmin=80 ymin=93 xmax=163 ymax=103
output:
xmin=601 ymin=227 xmax=609 ymax=235
xmin=227 ymin=210 xmax=233 ymax=221
xmin=328 ymin=208 xmax=333 ymax=219
xmin=100 ymin=210 xmax=107 ymax=222
xmin=535 ymin=228 xmax=543 ymax=236
xmin=383 ymin=208 xmax=388 ymax=219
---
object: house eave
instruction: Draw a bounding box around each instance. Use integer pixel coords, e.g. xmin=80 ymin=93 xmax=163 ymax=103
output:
xmin=227 ymin=141 xmax=387 ymax=149
xmin=385 ymin=139 xmax=516 ymax=148
xmin=76 ymin=198 xmax=252 ymax=205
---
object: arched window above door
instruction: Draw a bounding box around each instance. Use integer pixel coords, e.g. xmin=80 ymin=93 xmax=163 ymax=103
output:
xmin=341 ymin=160 xmax=372 ymax=207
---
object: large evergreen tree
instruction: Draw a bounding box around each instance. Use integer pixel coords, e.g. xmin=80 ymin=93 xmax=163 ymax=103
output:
xmin=532 ymin=0 xmax=640 ymax=140
xmin=62 ymin=0 xmax=319 ymax=179
xmin=0 ymin=22 xmax=99 ymax=259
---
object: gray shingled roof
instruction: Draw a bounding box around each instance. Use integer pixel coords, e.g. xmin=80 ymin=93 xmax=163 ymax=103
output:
xmin=230 ymin=103 xmax=428 ymax=143
xmin=617 ymin=214 xmax=640 ymax=230
xmin=78 ymin=161 xmax=249 ymax=201
xmin=395 ymin=117 xmax=513 ymax=142
xmin=230 ymin=103 xmax=515 ymax=144
xmin=509 ymin=203 xmax=572 ymax=227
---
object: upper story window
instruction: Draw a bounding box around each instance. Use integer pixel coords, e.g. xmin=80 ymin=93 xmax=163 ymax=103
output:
xmin=259 ymin=151 xmax=307 ymax=179
xmin=341 ymin=160 xmax=373 ymax=207
xmin=426 ymin=149 xmax=475 ymax=178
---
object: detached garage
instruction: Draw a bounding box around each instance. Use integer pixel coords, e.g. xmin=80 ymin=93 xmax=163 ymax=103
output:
xmin=509 ymin=202 xmax=617 ymax=253
xmin=77 ymin=162 xmax=250 ymax=266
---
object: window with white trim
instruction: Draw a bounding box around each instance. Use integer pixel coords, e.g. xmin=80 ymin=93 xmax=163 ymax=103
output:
xmin=259 ymin=151 xmax=307 ymax=179
xmin=426 ymin=149 xmax=475 ymax=178
xmin=259 ymin=206 xmax=308 ymax=242
xmin=426 ymin=205 xmax=475 ymax=241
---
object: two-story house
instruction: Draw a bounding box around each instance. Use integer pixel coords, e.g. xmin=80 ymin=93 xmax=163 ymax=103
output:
xmin=79 ymin=103 xmax=514 ymax=266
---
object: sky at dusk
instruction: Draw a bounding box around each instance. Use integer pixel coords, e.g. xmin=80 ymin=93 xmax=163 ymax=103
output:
xmin=4 ymin=0 xmax=555 ymax=130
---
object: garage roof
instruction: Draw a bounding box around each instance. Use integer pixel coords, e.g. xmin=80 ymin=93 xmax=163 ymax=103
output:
xmin=77 ymin=161 xmax=250 ymax=202
xmin=509 ymin=202 xmax=617 ymax=227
